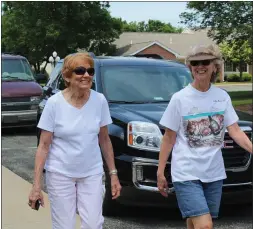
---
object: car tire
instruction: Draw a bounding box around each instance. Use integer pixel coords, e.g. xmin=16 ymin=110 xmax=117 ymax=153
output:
xmin=102 ymin=170 xmax=121 ymax=216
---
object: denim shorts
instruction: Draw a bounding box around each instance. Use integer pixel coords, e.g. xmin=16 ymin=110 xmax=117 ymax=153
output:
xmin=173 ymin=179 xmax=223 ymax=219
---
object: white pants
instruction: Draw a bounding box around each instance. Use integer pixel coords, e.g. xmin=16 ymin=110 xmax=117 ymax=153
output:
xmin=45 ymin=171 xmax=105 ymax=229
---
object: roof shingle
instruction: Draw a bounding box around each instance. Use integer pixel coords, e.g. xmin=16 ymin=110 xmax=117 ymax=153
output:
xmin=114 ymin=29 xmax=216 ymax=57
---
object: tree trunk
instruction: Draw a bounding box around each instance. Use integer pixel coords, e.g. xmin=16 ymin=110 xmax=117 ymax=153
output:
xmin=42 ymin=61 xmax=48 ymax=73
xmin=32 ymin=64 xmax=38 ymax=73
xmin=33 ymin=62 xmax=40 ymax=73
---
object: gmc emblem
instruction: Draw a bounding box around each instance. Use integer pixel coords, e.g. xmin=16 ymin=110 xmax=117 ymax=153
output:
xmin=222 ymin=139 xmax=234 ymax=149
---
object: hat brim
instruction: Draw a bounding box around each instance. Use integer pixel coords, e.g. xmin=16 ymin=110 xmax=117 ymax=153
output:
xmin=188 ymin=55 xmax=216 ymax=61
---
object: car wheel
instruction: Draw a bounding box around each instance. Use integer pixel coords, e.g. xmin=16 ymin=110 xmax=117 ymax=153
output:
xmin=102 ymin=171 xmax=121 ymax=216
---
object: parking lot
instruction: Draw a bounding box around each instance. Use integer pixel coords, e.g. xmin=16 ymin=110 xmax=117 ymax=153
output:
xmin=2 ymin=127 xmax=252 ymax=229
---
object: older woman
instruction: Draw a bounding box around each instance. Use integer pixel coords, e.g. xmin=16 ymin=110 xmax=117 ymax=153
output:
xmin=157 ymin=44 xmax=252 ymax=229
xmin=28 ymin=52 xmax=121 ymax=229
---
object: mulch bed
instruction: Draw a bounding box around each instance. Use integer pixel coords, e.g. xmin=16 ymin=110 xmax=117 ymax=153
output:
xmin=235 ymin=104 xmax=253 ymax=115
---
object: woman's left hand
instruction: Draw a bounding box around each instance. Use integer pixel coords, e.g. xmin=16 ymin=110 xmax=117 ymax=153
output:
xmin=111 ymin=175 xmax=122 ymax=199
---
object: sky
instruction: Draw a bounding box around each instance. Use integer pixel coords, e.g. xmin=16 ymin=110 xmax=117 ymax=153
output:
xmin=108 ymin=1 xmax=188 ymax=28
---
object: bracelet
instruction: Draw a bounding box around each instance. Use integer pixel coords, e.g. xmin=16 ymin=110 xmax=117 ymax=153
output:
xmin=109 ymin=169 xmax=118 ymax=176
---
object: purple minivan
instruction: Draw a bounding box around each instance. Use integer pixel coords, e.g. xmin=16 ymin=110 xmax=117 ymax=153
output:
xmin=1 ymin=54 xmax=47 ymax=128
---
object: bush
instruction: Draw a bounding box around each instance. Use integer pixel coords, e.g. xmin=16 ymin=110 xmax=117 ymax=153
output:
xmin=215 ymin=78 xmax=221 ymax=83
xmin=227 ymin=73 xmax=252 ymax=82
xmin=242 ymin=72 xmax=252 ymax=82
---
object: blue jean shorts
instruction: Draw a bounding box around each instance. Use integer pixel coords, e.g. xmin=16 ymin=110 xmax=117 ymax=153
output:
xmin=173 ymin=179 xmax=223 ymax=219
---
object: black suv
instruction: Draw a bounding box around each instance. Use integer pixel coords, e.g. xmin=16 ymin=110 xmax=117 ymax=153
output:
xmin=37 ymin=54 xmax=252 ymax=216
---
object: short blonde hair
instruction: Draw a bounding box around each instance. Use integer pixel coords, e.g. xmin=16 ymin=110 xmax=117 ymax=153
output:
xmin=61 ymin=52 xmax=94 ymax=87
xmin=186 ymin=44 xmax=224 ymax=83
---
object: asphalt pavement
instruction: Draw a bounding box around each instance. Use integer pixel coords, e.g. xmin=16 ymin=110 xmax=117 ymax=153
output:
xmin=2 ymin=127 xmax=252 ymax=229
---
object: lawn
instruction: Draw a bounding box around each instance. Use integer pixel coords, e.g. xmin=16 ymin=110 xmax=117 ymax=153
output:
xmin=228 ymin=91 xmax=252 ymax=106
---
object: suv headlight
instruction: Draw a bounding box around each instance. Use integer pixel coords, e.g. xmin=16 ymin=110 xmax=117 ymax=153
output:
xmin=30 ymin=96 xmax=41 ymax=103
xmin=127 ymin=121 xmax=163 ymax=152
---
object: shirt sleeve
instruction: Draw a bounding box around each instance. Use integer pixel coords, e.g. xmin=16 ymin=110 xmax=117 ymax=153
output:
xmin=100 ymin=94 xmax=113 ymax=127
xmin=37 ymin=98 xmax=55 ymax=132
xmin=159 ymin=94 xmax=181 ymax=132
xmin=224 ymin=95 xmax=239 ymax=127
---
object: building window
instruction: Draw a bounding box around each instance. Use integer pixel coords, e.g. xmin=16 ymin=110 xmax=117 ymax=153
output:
xmin=224 ymin=61 xmax=233 ymax=71
xmin=225 ymin=61 xmax=247 ymax=72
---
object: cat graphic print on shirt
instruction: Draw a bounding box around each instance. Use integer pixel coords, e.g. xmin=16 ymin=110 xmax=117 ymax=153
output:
xmin=183 ymin=111 xmax=225 ymax=148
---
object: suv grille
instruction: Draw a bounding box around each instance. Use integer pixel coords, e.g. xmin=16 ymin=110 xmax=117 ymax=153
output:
xmin=2 ymin=97 xmax=31 ymax=111
xmin=2 ymin=105 xmax=31 ymax=111
xmin=223 ymin=131 xmax=251 ymax=169
xmin=2 ymin=97 xmax=30 ymax=103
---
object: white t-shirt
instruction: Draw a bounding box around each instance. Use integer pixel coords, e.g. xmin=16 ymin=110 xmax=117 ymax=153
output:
xmin=37 ymin=90 xmax=112 ymax=178
xmin=159 ymin=84 xmax=239 ymax=182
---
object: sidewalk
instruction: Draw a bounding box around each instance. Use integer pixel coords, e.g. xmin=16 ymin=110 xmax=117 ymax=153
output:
xmin=2 ymin=166 xmax=81 ymax=229
xmin=215 ymin=82 xmax=252 ymax=86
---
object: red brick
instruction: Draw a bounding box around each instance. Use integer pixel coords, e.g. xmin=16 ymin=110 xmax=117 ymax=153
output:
xmin=137 ymin=44 xmax=176 ymax=60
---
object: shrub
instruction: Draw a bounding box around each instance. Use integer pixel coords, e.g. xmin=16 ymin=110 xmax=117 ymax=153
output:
xmin=242 ymin=73 xmax=252 ymax=82
xmin=215 ymin=78 xmax=221 ymax=83
xmin=227 ymin=73 xmax=252 ymax=82
xmin=227 ymin=73 xmax=240 ymax=82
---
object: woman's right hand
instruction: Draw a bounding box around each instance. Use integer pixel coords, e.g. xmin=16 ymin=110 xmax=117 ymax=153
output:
xmin=157 ymin=173 xmax=168 ymax=198
xmin=28 ymin=186 xmax=44 ymax=209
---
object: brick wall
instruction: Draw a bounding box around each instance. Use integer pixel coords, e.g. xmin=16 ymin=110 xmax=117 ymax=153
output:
xmin=137 ymin=44 xmax=176 ymax=60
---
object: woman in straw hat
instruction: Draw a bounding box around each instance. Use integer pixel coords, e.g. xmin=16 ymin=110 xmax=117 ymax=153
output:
xmin=157 ymin=44 xmax=252 ymax=229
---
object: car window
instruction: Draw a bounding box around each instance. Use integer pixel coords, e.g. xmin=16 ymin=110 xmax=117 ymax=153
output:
xmin=101 ymin=66 xmax=192 ymax=102
xmin=1 ymin=59 xmax=35 ymax=81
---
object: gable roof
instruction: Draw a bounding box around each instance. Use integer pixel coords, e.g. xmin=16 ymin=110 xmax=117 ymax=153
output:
xmin=113 ymin=29 xmax=216 ymax=57
xmin=130 ymin=41 xmax=180 ymax=57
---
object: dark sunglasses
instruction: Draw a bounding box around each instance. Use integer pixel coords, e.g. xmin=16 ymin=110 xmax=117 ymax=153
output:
xmin=73 ymin=66 xmax=95 ymax=76
xmin=190 ymin=59 xmax=214 ymax=66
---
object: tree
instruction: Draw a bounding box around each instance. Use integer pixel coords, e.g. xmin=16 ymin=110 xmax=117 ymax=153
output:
xmin=119 ymin=19 xmax=182 ymax=33
xmin=180 ymin=2 xmax=253 ymax=44
xmin=220 ymin=41 xmax=252 ymax=80
xmin=2 ymin=2 xmax=122 ymax=73
xmin=180 ymin=1 xmax=253 ymax=75
xmin=122 ymin=21 xmax=139 ymax=32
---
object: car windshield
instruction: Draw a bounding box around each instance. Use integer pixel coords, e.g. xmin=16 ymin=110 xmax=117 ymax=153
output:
xmin=1 ymin=59 xmax=35 ymax=81
xmin=101 ymin=65 xmax=192 ymax=103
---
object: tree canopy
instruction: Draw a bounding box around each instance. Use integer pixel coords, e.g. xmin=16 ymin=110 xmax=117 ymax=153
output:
xmin=180 ymin=1 xmax=253 ymax=46
xmin=121 ymin=19 xmax=183 ymax=33
xmin=2 ymin=1 xmax=122 ymax=72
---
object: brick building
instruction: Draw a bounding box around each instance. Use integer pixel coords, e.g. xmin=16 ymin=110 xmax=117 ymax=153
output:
xmin=113 ymin=29 xmax=253 ymax=81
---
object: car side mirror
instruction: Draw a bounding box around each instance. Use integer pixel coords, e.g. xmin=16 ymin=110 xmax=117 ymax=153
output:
xmin=35 ymin=73 xmax=47 ymax=84
xmin=45 ymin=86 xmax=53 ymax=96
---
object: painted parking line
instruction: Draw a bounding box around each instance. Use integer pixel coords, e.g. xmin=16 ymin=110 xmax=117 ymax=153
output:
xmin=2 ymin=146 xmax=37 ymax=150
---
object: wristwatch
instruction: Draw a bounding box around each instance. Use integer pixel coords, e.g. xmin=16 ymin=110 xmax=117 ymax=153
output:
xmin=109 ymin=169 xmax=118 ymax=176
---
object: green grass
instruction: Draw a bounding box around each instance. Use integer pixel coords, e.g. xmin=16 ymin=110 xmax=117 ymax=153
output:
xmin=228 ymin=91 xmax=252 ymax=121
xmin=232 ymin=99 xmax=252 ymax=106
xmin=228 ymin=91 xmax=252 ymax=106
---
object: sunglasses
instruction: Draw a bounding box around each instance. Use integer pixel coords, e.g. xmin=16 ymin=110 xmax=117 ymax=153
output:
xmin=73 ymin=66 xmax=95 ymax=76
xmin=190 ymin=59 xmax=214 ymax=66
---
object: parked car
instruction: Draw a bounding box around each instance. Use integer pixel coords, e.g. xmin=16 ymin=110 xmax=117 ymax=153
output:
xmin=1 ymin=53 xmax=47 ymax=128
xmin=36 ymin=54 xmax=252 ymax=216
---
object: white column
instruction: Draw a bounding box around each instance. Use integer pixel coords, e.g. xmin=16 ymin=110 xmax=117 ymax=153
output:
xmin=221 ymin=62 xmax=225 ymax=81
